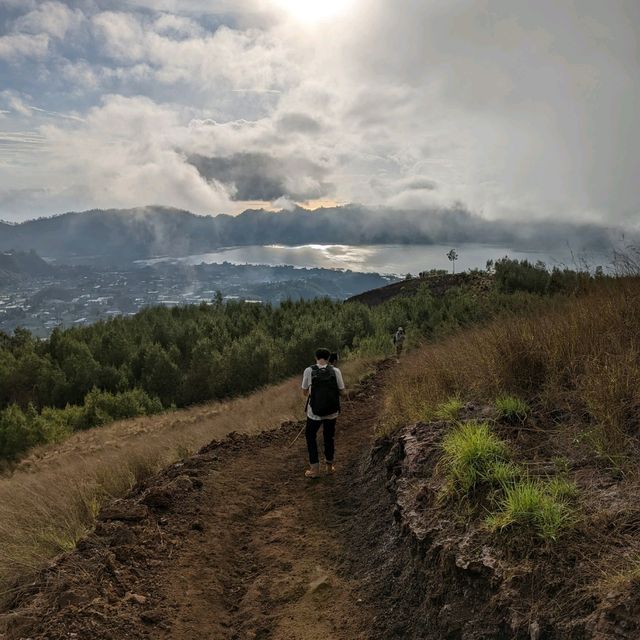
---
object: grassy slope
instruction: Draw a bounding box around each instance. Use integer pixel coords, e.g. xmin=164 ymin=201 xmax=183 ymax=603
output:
xmin=382 ymin=278 xmax=640 ymax=450
xmin=380 ymin=277 xmax=640 ymax=621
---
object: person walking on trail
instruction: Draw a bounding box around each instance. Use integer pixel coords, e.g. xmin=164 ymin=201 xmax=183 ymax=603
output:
xmin=393 ymin=327 xmax=406 ymax=359
xmin=301 ymin=348 xmax=346 ymax=479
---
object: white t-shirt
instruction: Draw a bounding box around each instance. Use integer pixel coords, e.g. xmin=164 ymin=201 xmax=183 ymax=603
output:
xmin=301 ymin=364 xmax=345 ymax=420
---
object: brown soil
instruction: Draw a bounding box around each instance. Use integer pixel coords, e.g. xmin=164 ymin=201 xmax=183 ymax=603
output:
xmin=355 ymin=411 xmax=640 ymax=640
xmin=0 ymin=364 xmax=392 ymax=640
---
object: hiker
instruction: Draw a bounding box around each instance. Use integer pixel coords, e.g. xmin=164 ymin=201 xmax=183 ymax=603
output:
xmin=301 ymin=348 xmax=346 ymax=479
xmin=393 ymin=327 xmax=406 ymax=359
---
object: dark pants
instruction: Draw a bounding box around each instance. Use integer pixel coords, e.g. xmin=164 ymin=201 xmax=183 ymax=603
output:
xmin=305 ymin=417 xmax=337 ymax=464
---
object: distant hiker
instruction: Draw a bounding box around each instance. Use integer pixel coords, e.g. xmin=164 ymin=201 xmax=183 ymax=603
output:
xmin=301 ymin=348 xmax=346 ymax=479
xmin=328 ymin=352 xmax=339 ymax=365
xmin=393 ymin=327 xmax=406 ymax=359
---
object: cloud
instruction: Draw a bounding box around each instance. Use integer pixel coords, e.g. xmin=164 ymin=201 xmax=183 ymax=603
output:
xmin=330 ymin=0 xmax=640 ymax=223
xmin=0 ymin=33 xmax=49 ymax=59
xmin=0 ymin=90 xmax=84 ymax=121
xmin=276 ymin=112 xmax=323 ymax=134
xmin=1 ymin=92 xmax=34 ymax=117
xmin=14 ymin=1 xmax=85 ymax=39
xmin=27 ymin=106 xmax=85 ymax=121
xmin=91 ymin=11 xmax=295 ymax=92
xmin=151 ymin=13 xmax=205 ymax=39
xmin=0 ymin=0 xmax=638 ymax=231
xmin=188 ymin=152 xmax=333 ymax=201
xmin=272 ymin=195 xmax=295 ymax=210
xmin=0 ymin=95 xmax=236 ymax=218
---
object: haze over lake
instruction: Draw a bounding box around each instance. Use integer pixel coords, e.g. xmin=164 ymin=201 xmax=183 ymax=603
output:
xmin=142 ymin=243 xmax=609 ymax=277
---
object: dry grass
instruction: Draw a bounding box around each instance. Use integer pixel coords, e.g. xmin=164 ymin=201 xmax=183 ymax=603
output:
xmin=381 ymin=279 xmax=640 ymax=458
xmin=0 ymin=357 xmax=375 ymax=602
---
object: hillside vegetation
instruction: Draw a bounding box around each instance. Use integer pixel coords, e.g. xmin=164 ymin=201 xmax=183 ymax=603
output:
xmin=383 ymin=277 xmax=639 ymax=458
xmin=0 ymin=258 xmax=588 ymax=464
xmin=0 ymin=261 xmax=630 ymax=635
xmin=379 ymin=277 xmax=640 ymax=630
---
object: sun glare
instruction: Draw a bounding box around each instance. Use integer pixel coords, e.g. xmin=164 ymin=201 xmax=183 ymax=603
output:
xmin=273 ymin=0 xmax=353 ymax=22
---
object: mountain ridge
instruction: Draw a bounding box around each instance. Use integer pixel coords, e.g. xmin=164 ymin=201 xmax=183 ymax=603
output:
xmin=0 ymin=204 xmax=624 ymax=265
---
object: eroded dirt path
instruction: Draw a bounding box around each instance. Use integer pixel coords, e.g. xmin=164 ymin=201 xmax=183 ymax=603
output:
xmin=158 ymin=369 xmax=385 ymax=640
xmin=2 ymin=364 xmax=391 ymax=640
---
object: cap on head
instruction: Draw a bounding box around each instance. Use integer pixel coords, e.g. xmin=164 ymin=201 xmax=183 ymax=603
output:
xmin=398 ymin=327 xmax=404 ymax=332
xmin=315 ymin=347 xmax=331 ymax=361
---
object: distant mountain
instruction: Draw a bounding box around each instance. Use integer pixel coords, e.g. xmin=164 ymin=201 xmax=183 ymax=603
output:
xmin=0 ymin=250 xmax=53 ymax=284
xmin=0 ymin=205 xmax=623 ymax=265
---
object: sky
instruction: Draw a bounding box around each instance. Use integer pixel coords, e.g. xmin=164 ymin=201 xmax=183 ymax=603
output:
xmin=0 ymin=0 xmax=638 ymax=228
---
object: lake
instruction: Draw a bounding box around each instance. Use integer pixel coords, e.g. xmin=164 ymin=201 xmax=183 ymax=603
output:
xmin=143 ymin=243 xmax=610 ymax=277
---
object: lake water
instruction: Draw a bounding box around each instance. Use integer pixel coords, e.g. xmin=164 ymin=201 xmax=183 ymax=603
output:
xmin=146 ymin=243 xmax=608 ymax=277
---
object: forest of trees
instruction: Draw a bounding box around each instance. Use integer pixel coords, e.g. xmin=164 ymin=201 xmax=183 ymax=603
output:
xmin=0 ymin=259 xmax=598 ymax=462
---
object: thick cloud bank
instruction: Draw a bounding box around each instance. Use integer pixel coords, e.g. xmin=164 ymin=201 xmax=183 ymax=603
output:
xmin=0 ymin=0 xmax=638 ymax=234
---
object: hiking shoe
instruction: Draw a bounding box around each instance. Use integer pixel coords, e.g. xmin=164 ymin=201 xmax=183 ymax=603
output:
xmin=305 ymin=463 xmax=321 ymax=479
xmin=325 ymin=461 xmax=336 ymax=474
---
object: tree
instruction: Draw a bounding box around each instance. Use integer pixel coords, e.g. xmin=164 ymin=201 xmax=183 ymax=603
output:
xmin=50 ymin=336 xmax=101 ymax=405
xmin=447 ymin=249 xmax=459 ymax=274
xmin=340 ymin=303 xmax=373 ymax=348
xmin=182 ymin=339 xmax=226 ymax=404
xmin=0 ymin=404 xmax=36 ymax=459
xmin=137 ymin=343 xmax=182 ymax=406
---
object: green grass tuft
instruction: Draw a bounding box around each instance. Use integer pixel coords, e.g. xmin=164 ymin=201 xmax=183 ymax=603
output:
xmin=435 ymin=397 xmax=465 ymax=421
xmin=546 ymin=477 xmax=579 ymax=501
xmin=495 ymin=395 xmax=529 ymax=421
xmin=441 ymin=421 xmax=510 ymax=493
xmin=441 ymin=421 xmax=578 ymax=541
xmin=485 ymin=460 xmax=523 ymax=486
xmin=487 ymin=480 xmax=575 ymax=541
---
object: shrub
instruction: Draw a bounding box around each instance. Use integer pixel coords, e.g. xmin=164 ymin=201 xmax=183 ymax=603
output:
xmin=81 ymin=388 xmax=163 ymax=429
xmin=495 ymin=395 xmax=529 ymax=422
xmin=0 ymin=405 xmax=36 ymax=459
xmin=494 ymin=258 xmax=551 ymax=294
xmin=441 ymin=422 xmax=510 ymax=493
xmin=487 ymin=480 xmax=575 ymax=541
xmin=31 ymin=406 xmax=82 ymax=443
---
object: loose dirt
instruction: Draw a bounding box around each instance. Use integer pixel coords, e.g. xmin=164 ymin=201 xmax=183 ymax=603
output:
xmin=1 ymin=363 xmax=392 ymax=640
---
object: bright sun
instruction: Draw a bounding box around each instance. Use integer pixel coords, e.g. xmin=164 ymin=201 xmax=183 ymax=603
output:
xmin=273 ymin=0 xmax=353 ymax=22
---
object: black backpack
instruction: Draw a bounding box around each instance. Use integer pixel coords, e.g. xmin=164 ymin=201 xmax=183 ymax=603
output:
xmin=309 ymin=365 xmax=341 ymax=417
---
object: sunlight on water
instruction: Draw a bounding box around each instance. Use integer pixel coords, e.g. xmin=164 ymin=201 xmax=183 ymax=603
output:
xmin=266 ymin=244 xmax=375 ymax=267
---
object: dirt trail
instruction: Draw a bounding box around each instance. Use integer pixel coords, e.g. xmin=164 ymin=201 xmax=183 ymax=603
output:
xmin=2 ymin=363 xmax=392 ymax=640
xmin=159 ymin=369 xmax=385 ymax=640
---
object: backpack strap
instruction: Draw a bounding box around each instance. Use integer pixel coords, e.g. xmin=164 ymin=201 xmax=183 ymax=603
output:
xmin=306 ymin=365 xmax=317 ymax=413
